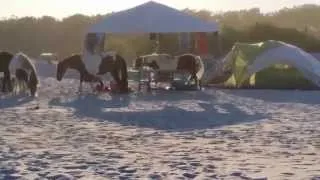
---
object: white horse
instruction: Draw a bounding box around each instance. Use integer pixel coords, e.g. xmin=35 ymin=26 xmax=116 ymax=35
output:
xmin=9 ymin=52 xmax=40 ymax=97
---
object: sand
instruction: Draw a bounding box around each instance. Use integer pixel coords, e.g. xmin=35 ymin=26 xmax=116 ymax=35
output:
xmin=0 ymin=76 xmax=319 ymax=180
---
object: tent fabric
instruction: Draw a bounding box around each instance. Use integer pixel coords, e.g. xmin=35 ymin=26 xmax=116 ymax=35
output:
xmin=311 ymin=53 xmax=320 ymax=61
xmin=195 ymin=32 xmax=209 ymax=55
xmin=178 ymin=32 xmax=191 ymax=52
xmin=221 ymin=40 xmax=320 ymax=87
xmin=88 ymin=1 xmax=218 ymax=33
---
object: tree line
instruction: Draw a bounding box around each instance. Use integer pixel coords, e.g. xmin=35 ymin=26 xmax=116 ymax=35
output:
xmin=0 ymin=4 xmax=319 ymax=63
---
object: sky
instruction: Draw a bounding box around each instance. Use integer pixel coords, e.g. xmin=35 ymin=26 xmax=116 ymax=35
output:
xmin=1 ymin=0 xmax=320 ymax=19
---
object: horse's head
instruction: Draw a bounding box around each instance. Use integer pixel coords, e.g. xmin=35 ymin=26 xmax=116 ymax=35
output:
xmin=97 ymin=54 xmax=116 ymax=75
xmin=56 ymin=61 xmax=67 ymax=81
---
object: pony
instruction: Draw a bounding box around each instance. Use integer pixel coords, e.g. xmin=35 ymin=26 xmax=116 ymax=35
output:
xmin=96 ymin=52 xmax=129 ymax=93
xmin=0 ymin=51 xmax=14 ymax=92
xmin=8 ymin=52 xmax=40 ymax=97
xmin=56 ymin=54 xmax=103 ymax=93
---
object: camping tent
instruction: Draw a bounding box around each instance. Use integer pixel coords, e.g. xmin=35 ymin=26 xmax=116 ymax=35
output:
xmin=204 ymin=40 xmax=320 ymax=87
xmin=88 ymin=1 xmax=218 ymax=33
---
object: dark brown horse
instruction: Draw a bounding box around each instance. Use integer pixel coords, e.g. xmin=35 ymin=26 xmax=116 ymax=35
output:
xmin=97 ymin=53 xmax=129 ymax=93
xmin=0 ymin=51 xmax=13 ymax=92
xmin=56 ymin=54 xmax=103 ymax=92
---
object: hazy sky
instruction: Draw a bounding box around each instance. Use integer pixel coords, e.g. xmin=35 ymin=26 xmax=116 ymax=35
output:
xmin=1 ymin=0 xmax=319 ymax=19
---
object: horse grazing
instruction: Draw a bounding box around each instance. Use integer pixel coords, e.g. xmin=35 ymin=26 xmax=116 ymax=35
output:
xmin=0 ymin=51 xmax=14 ymax=92
xmin=9 ymin=52 xmax=40 ymax=97
xmin=56 ymin=54 xmax=103 ymax=93
xmin=97 ymin=52 xmax=129 ymax=93
xmin=175 ymin=53 xmax=204 ymax=87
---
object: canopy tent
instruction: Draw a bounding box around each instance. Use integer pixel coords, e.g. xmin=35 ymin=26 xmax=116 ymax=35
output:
xmin=216 ymin=40 xmax=320 ymax=87
xmin=88 ymin=1 xmax=218 ymax=34
xmin=83 ymin=1 xmax=219 ymax=75
xmin=311 ymin=53 xmax=320 ymax=61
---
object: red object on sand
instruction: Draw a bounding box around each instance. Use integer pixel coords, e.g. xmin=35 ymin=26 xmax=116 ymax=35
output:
xmin=95 ymin=84 xmax=110 ymax=92
xmin=110 ymin=80 xmax=118 ymax=90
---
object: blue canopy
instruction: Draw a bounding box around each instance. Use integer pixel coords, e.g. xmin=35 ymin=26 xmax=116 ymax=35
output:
xmin=88 ymin=1 xmax=219 ymax=34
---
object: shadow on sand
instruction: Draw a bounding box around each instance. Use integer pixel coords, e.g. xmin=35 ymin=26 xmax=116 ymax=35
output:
xmin=0 ymin=94 xmax=34 ymax=109
xmin=223 ymin=89 xmax=320 ymax=104
xmin=49 ymin=91 xmax=269 ymax=131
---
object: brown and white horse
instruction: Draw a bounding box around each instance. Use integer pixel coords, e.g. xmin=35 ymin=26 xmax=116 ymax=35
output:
xmin=56 ymin=54 xmax=104 ymax=93
xmin=8 ymin=52 xmax=40 ymax=97
xmin=57 ymin=52 xmax=129 ymax=94
xmin=96 ymin=52 xmax=129 ymax=93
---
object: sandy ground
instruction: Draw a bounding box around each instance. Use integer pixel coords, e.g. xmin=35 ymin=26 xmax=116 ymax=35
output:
xmin=0 ymin=77 xmax=319 ymax=180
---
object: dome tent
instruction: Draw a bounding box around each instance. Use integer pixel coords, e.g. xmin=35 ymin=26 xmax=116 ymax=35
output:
xmin=218 ymin=40 xmax=320 ymax=87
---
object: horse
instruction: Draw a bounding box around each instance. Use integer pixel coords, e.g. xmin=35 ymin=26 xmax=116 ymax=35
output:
xmin=8 ymin=52 xmax=40 ymax=97
xmin=133 ymin=53 xmax=204 ymax=88
xmin=56 ymin=54 xmax=104 ymax=93
xmin=96 ymin=52 xmax=129 ymax=93
xmin=175 ymin=53 xmax=204 ymax=88
xmin=0 ymin=51 xmax=14 ymax=92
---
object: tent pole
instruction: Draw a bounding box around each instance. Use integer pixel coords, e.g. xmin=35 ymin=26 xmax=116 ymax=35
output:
xmin=155 ymin=33 xmax=160 ymax=53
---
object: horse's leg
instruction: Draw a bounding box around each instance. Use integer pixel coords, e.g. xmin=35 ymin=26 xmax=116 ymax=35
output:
xmin=13 ymin=80 xmax=19 ymax=95
xmin=3 ymin=71 xmax=11 ymax=92
xmin=78 ymin=80 xmax=83 ymax=93
xmin=1 ymin=76 xmax=5 ymax=92
xmin=7 ymin=73 xmax=13 ymax=92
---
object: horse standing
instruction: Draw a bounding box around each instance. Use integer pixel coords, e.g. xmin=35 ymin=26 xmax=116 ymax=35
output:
xmin=8 ymin=52 xmax=40 ymax=97
xmin=97 ymin=52 xmax=129 ymax=93
xmin=0 ymin=51 xmax=14 ymax=92
xmin=56 ymin=54 xmax=104 ymax=93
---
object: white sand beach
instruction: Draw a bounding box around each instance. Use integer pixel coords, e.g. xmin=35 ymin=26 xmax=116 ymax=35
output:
xmin=0 ymin=77 xmax=319 ymax=180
